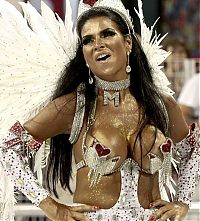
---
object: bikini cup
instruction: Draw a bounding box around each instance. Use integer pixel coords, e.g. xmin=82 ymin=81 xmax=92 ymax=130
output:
xmin=76 ymin=132 xmax=170 ymax=176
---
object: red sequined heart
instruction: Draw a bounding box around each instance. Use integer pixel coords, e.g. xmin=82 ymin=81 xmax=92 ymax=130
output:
xmin=161 ymin=139 xmax=172 ymax=152
xmin=83 ymin=0 xmax=97 ymax=6
xmin=95 ymin=144 xmax=110 ymax=157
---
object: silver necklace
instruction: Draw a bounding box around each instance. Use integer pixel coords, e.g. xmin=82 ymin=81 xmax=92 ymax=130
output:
xmin=94 ymin=75 xmax=130 ymax=107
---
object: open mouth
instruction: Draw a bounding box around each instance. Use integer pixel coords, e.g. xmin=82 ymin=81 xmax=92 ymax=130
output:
xmin=96 ymin=54 xmax=111 ymax=62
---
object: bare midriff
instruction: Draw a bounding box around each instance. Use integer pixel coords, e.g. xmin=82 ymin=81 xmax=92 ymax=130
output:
xmin=73 ymin=168 xmax=161 ymax=209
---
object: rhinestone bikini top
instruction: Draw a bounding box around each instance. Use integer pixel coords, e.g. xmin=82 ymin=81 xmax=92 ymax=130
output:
xmin=76 ymin=111 xmax=172 ymax=187
xmin=76 ymin=136 xmax=170 ymax=185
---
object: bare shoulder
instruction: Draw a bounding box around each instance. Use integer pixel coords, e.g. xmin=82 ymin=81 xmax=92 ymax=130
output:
xmin=161 ymin=94 xmax=188 ymax=143
xmin=162 ymin=94 xmax=178 ymax=109
xmin=24 ymin=92 xmax=77 ymax=141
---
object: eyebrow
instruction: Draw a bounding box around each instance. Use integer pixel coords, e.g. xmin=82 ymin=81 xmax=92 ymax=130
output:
xmin=81 ymin=28 xmax=116 ymax=39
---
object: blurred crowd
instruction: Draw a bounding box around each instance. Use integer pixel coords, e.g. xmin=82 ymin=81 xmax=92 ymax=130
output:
xmin=163 ymin=36 xmax=199 ymax=125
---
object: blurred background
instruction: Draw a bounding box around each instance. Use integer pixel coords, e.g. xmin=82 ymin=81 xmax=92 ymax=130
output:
xmin=5 ymin=0 xmax=200 ymax=220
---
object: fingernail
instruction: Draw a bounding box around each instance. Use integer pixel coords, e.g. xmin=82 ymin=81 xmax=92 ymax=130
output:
xmin=149 ymin=203 xmax=154 ymax=208
xmin=149 ymin=215 xmax=155 ymax=221
xmin=92 ymin=206 xmax=99 ymax=210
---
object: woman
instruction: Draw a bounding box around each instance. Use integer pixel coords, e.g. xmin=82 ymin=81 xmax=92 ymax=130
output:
xmin=0 ymin=0 xmax=199 ymax=221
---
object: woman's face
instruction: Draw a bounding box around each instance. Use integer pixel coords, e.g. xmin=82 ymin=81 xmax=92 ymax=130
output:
xmin=80 ymin=16 xmax=132 ymax=81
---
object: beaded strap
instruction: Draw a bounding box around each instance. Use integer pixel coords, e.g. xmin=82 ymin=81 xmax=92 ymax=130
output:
xmin=69 ymin=83 xmax=86 ymax=144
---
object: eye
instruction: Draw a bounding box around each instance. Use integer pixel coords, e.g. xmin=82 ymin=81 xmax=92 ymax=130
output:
xmin=102 ymin=30 xmax=116 ymax=38
xmin=82 ymin=36 xmax=94 ymax=46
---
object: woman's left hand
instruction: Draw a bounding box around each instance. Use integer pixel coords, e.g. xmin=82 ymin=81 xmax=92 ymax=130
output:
xmin=149 ymin=199 xmax=189 ymax=221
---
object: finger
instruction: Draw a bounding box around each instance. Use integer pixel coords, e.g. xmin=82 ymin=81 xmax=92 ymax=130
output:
xmin=174 ymin=201 xmax=189 ymax=210
xmin=71 ymin=211 xmax=91 ymax=221
xmin=159 ymin=210 xmax=175 ymax=221
xmin=149 ymin=206 xmax=170 ymax=220
xmin=70 ymin=204 xmax=99 ymax=213
xmin=173 ymin=207 xmax=188 ymax=221
xmin=56 ymin=211 xmax=76 ymax=221
xmin=149 ymin=199 xmax=168 ymax=208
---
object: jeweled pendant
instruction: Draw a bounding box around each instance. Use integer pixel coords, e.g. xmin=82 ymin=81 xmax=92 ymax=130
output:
xmin=103 ymin=91 xmax=120 ymax=106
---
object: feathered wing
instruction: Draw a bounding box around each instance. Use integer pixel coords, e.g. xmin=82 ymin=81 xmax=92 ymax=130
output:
xmin=0 ymin=0 xmax=77 ymax=138
xmin=134 ymin=0 xmax=174 ymax=96
xmin=0 ymin=0 xmax=76 ymax=218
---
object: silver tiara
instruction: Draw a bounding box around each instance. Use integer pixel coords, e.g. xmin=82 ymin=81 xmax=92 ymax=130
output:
xmin=77 ymin=0 xmax=134 ymax=31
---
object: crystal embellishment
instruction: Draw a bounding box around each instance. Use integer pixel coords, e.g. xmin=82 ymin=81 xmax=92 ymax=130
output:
xmin=95 ymin=75 xmax=130 ymax=106
xmin=83 ymin=141 xmax=120 ymax=187
xmin=95 ymin=75 xmax=130 ymax=91
xmin=77 ymin=0 xmax=133 ymax=31
xmin=103 ymin=91 xmax=120 ymax=106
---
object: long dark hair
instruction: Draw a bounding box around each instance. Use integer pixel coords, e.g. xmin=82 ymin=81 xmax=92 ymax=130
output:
xmin=46 ymin=8 xmax=168 ymax=196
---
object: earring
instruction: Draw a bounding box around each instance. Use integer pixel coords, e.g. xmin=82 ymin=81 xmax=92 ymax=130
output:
xmin=88 ymin=69 xmax=94 ymax=84
xmin=86 ymin=64 xmax=94 ymax=84
xmin=126 ymin=51 xmax=131 ymax=73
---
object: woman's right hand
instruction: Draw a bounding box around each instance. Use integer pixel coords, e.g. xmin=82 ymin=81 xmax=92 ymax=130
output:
xmin=39 ymin=196 xmax=98 ymax=221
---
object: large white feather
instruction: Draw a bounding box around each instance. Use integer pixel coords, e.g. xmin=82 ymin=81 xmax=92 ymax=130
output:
xmin=135 ymin=0 xmax=174 ymax=96
xmin=0 ymin=1 xmax=76 ymax=219
xmin=0 ymin=0 xmax=76 ymax=138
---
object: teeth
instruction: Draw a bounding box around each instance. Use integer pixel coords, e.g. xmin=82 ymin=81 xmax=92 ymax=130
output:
xmin=97 ymin=54 xmax=108 ymax=59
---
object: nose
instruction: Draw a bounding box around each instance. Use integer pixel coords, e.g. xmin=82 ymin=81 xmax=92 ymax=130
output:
xmin=94 ymin=36 xmax=105 ymax=51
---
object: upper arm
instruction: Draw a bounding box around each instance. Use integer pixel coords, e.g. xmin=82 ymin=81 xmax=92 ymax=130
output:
xmin=179 ymin=104 xmax=193 ymax=125
xmin=23 ymin=93 xmax=76 ymax=141
xmin=162 ymin=95 xmax=188 ymax=143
